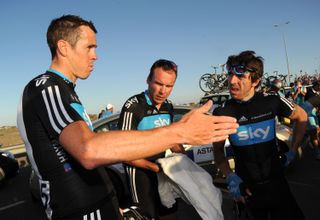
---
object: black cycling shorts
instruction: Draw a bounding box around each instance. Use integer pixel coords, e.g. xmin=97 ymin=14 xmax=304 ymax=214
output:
xmin=63 ymin=196 xmax=123 ymax=220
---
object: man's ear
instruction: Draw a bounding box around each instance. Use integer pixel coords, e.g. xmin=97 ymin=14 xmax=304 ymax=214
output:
xmin=56 ymin=40 xmax=68 ymax=57
xmin=252 ymin=79 xmax=261 ymax=88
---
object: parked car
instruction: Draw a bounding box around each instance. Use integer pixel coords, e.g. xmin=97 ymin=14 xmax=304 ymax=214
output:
xmin=199 ymin=91 xmax=230 ymax=107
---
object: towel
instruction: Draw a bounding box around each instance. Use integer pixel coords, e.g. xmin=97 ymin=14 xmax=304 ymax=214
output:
xmin=157 ymin=153 xmax=224 ymax=220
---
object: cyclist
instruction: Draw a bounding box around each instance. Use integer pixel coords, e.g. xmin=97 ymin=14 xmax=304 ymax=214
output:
xmin=118 ymin=59 xmax=183 ymax=220
xmin=17 ymin=15 xmax=239 ymax=220
xmin=212 ymin=50 xmax=307 ymax=220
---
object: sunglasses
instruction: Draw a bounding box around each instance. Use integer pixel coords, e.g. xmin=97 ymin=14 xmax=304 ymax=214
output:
xmin=227 ymin=65 xmax=256 ymax=77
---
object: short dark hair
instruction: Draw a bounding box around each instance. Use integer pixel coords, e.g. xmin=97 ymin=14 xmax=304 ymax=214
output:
xmin=147 ymin=59 xmax=178 ymax=82
xmin=47 ymin=15 xmax=97 ymax=59
xmin=226 ymin=50 xmax=264 ymax=86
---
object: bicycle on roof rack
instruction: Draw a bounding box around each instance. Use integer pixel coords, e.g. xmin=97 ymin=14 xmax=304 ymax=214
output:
xmin=261 ymin=72 xmax=293 ymax=88
xmin=199 ymin=64 xmax=228 ymax=93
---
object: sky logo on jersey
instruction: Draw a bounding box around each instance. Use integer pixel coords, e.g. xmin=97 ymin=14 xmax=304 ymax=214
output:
xmin=125 ymin=97 xmax=139 ymax=109
xmin=70 ymin=103 xmax=93 ymax=130
xmin=229 ymin=118 xmax=275 ymax=147
xmin=137 ymin=114 xmax=171 ymax=130
xmin=35 ymin=75 xmax=50 ymax=87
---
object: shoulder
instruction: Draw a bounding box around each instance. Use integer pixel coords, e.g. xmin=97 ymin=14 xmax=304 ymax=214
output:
xmin=122 ymin=92 xmax=145 ymax=111
xmin=213 ymin=99 xmax=234 ymax=115
xmin=26 ymin=73 xmax=56 ymax=89
xmin=258 ymin=92 xmax=279 ymax=101
xmin=23 ymin=73 xmax=62 ymax=99
xmin=164 ymin=99 xmax=174 ymax=109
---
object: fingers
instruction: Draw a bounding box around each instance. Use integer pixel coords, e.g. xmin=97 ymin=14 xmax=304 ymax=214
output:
xmin=210 ymin=115 xmax=237 ymax=123
xmin=211 ymin=128 xmax=238 ymax=138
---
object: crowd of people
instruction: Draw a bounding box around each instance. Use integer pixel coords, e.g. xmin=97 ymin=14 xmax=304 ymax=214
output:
xmin=16 ymin=14 xmax=315 ymax=220
xmin=98 ymin=103 xmax=114 ymax=119
xmin=262 ymin=75 xmax=320 ymax=161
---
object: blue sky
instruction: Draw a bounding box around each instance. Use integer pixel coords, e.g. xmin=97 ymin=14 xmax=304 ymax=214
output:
xmin=1 ymin=0 xmax=319 ymax=126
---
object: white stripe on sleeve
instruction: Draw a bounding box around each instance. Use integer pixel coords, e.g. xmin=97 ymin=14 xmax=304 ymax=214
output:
xmin=42 ymin=89 xmax=61 ymax=133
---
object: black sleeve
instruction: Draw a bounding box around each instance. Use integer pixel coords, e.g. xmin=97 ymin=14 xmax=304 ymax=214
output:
xmin=275 ymin=95 xmax=295 ymax=118
xmin=28 ymin=76 xmax=85 ymax=138
xmin=118 ymin=95 xmax=140 ymax=131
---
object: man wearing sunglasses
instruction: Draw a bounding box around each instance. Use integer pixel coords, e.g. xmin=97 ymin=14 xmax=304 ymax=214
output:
xmin=213 ymin=50 xmax=307 ymax=220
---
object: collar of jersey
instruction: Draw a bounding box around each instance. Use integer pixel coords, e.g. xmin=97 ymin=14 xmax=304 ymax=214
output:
xmin=144 ymin=90 xmax=153 ymax=106
xmin=48 ymin=69 xmax=74 ymax=86
xmin=234 ymin=92 xmax=257 ymax=104
xmin=143 ymin=90 xmax=169 ymax=108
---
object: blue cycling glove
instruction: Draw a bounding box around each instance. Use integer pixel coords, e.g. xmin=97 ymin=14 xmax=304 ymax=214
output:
xmin=284 ymin=150 xmax=296 ymax=167
xmin=226 ymin=172 xmax=243 ymax=200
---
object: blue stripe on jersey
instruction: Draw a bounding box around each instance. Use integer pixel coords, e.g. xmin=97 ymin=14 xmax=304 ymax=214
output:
xmin=48 ymin=69 xmax=73 ymax=84
xmin=137 ymin=114 xmax=171 ymax=130
xmin=70 ymin=103 xmax=93 ymax=130
xmin=144 ymin=90 xmax=153 ymax=106
xmin=229 ymin=118 xmax=275 ymax=147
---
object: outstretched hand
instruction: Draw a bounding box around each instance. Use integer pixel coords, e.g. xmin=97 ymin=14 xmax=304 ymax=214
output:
xmin=177 ymin=100 xmax=238 ymax=145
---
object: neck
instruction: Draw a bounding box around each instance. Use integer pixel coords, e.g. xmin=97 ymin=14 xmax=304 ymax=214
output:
xmin=50 ymin=59 xmax=77 ymax=83
xmin=242 ymin=90 xmax=255 ymax=101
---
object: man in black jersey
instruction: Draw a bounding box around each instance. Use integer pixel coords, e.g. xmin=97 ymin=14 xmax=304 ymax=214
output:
xmin=213 ymin=50 xmax=307 ymax=220
xmin=16 ymin=15 xmax=239 ymax=219
xmin=118 ymin=59 xmax=184 ymax=220
xmin=305 ymin=80 xmax=320 ymax=101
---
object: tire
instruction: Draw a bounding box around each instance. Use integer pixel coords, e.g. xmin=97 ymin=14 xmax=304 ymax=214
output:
xmin=199 ymin=73 xmax=213 ymax=93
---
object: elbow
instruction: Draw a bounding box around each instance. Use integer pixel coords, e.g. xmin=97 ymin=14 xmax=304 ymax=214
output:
xmin=77 ymin=141 xmax=99 ymax=170
xmin=77 ymin=140 xmax=116 ymax=170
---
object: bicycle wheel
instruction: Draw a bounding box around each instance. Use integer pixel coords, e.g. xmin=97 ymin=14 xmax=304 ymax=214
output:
xmin=199 ymin=73 xmax=213 ymax=93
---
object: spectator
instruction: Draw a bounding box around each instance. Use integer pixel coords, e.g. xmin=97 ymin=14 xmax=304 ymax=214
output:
xmin=293 ymin=80 xmax=307 ymax=106
xmin=98 ymin=109 xmax=106 ymax=119
xmin=305 ymin=80 xmax=320 ymax=101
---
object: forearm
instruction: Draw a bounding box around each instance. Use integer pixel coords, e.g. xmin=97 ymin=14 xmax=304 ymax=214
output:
xmin=214 ymin=142 xmax=233 ymax=176
xmin=87 ymin=125 xmax=182 ymax=167
xmin=290 ymin=106 xmax=307 ymax=152
xmin=60 ymin=101 xmax=238 ymax=169
xmin=125 ymin=159 xmax=160 ymax=172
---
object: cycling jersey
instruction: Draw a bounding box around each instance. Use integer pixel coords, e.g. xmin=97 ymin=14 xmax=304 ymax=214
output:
xmin=17 ymin=70 xmax=117 ymax=219
xmin=213 ymin=92 xmax=305 ymax=220
xmin=118 ymin=91 xmax=174 ymax=161
xmin=118 ymin=91 xmax=177 ymax=219
xmin=213 ymin=92 xmax=294 ymax=184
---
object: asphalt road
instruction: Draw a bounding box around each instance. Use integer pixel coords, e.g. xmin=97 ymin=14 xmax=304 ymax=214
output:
xmin=0 ymin=145 xmax=319 ymax=219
